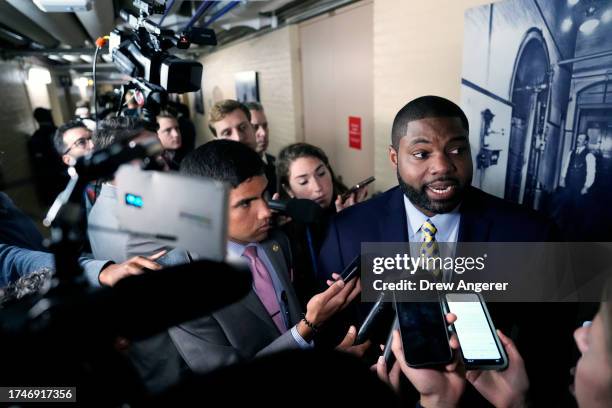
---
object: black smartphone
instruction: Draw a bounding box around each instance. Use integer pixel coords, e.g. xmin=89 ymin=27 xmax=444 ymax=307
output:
xmin=395 ymin=295 xmax=453 ymax=367
xmin=443 ymin=292 xmax=508 ymax=370
xmin=383 ymin=316 xmax=399 ymax=366
xmin=341 ymin=176 xmax=375 ymax=201
xmin=338 ymin=255 xmax=360 ymax=283
xmin=355 ymin=292 xmax=389 ymax=344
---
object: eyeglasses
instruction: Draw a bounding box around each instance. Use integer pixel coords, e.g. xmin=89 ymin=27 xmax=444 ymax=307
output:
xmin=64 ymin=136 xmax=93 ymax=155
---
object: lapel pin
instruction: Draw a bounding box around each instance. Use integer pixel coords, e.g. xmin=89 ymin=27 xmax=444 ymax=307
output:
xmin=272 ymin=244 xmax=280 ymax=252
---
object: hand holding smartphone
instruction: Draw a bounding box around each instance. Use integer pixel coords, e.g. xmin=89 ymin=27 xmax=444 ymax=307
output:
xmin=341 ymin=176 xmax=375 ymax=202
xmin=443 ymin=292 xmax=508 ymax=370
xmin=395 ymin=295 xmax=453 ymax=367
xmin=336 ymin=255 xmax=360 ymax=283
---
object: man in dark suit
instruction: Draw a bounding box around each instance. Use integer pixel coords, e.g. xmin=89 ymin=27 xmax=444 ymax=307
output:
xmin=246 ymin=101 xmax=277 ymax=197
xmin=318 ymin=95 xmax=559 ymax=276
xmin=318 ymin=95 xmax=577 ymax=406
xmin=129 ymin=140 xmax=362 ymax=392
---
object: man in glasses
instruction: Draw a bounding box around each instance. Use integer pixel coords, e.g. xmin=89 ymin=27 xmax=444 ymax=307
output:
xmin=53 ymin=120 xmax=94 ymax=166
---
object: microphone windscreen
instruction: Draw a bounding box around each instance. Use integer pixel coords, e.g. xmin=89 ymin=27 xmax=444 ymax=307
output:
xmin=285 ymin=199 xmax=324 ymax=224
xmin=110 ymin=259 xmax=252 ymax=339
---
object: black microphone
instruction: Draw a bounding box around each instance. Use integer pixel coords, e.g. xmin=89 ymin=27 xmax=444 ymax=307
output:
xmin=268 ymin=198 xmax=324 ymax=224
xmin=108 ymin=259 xmax=252 ymax=339
xmin=74 ymin=137 xmax=163 ymax=183
xmin=0 ymin=258 xmax=252 ymax=341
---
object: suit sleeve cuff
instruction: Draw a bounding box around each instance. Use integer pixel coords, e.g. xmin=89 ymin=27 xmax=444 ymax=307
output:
xmin=79 ymin=258 xmax=113 ymax=287
xmin=291 ymin=325 xmax=314 ymax=349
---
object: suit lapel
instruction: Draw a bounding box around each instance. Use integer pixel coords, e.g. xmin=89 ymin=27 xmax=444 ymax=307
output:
xmin=260 ymin=238 xmax=302 ymax=325
xmin=379 ymin=187 xmax=409 ymax=242
xmin=235 ymin=290 xmax=280 ymax=334
xmin=458 ymin=187 xmax=492 ymax=242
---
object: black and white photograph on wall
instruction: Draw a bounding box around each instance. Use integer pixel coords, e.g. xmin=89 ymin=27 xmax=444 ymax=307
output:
xmin=461 ymin=0 xmax=612 ymax=241
xmin=234 ymin=71 xmax=259 ymax=103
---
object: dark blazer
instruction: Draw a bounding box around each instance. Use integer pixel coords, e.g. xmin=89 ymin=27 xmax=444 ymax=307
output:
xmin=317 ymin=185 xmax=578 ymax=406
xmin=264 ymin=153 xmax=277 ymax=197
xmin=318 ymin=185 xmax=560 ymax=281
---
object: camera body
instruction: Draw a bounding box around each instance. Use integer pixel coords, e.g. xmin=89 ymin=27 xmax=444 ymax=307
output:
xmin=109 ymin=0 xmax=214 ymax=94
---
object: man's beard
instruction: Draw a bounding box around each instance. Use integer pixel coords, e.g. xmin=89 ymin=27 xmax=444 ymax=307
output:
xmin=397 ymin=169 xmax=465 ymax=214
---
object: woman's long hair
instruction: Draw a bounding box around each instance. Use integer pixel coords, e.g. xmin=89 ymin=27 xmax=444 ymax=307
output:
xmin=276 ymin=143 xmax=347 ymax=205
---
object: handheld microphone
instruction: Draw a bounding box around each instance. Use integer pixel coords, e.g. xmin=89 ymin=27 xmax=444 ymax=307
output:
xmin=268 ymin=198 xmax=324 ymax=224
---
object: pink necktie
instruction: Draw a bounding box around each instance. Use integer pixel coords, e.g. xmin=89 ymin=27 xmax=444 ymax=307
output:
xmin=242 ymin=246 xmax=286 ymax=333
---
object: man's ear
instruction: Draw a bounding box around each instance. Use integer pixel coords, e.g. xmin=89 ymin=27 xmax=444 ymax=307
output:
xmin=62 ymin=154 xmax=72 ymax=166
xmin=388 ymin=145 xmax=398 ymax=169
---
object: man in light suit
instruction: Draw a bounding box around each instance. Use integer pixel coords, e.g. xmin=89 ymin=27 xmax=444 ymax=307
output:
xmin=130 ymin=140 xmax=361 ymax=392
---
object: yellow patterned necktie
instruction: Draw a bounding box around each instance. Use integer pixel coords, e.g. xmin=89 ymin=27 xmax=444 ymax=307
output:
xmin=420 ymin=219 xmax=441 ymax=278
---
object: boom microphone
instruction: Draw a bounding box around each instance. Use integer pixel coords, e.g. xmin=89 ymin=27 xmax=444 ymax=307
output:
xmin=74 ymin=137 xmax=163 ymax=183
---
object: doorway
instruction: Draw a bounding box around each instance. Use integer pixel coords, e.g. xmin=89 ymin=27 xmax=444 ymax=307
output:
xmin=505 ymin=31 xmax=551 ymax=208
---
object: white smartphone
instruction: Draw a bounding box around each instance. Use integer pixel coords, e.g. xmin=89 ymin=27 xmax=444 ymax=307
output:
xmin=444 ymin=292 xmax=508 ymax=370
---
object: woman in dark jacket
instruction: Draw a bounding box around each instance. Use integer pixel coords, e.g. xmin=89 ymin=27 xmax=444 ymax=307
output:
xmin=275 ymin=143 xmax=367 ymax=306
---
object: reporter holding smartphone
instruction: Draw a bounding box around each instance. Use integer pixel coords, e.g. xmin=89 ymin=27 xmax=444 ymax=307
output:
xmin=275 ymin=143 xmax=369 ymax=305
xmin=376 ymin=280 xmax=612 ymax=408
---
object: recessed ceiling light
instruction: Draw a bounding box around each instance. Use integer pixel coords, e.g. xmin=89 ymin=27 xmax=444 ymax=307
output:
xmin=562 ymin=17 xmax=573 ymax=32
xmin=579 ymin=18 xmax=600 ymax=34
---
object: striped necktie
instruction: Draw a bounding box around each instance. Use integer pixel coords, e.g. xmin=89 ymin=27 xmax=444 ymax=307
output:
xmin=420 ymin=219 xmax=441 ymax=278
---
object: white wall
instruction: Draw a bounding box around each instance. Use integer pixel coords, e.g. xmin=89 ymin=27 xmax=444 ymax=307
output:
xmin=300 ymin=1 xmax=374 ymax=187
xmin=373 ymin=0 xmax=498 ymax=190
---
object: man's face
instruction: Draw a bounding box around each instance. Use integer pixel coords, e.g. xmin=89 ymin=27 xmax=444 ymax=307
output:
xmin=157 ymin=117 xmax=182 ymax=150
xmin=250 ymin=109 xmax=269 ymax=155
xmin=573 ymin=309 xmax=612 ymax=406
xmin=228 ymin=175 xmax=272 ymax=244
xmin=62 ymin=126 xmax=94 ymax=165
xmin=577 ymin=134 xmax=587 ymax=149
xmin=389 ymin=116 xmax=473 ymax=216
xmin=212 ymin=109 xmax=257 ymax=150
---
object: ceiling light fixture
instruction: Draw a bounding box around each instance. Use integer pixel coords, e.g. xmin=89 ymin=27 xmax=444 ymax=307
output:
xmin=579 ymin=2 xmax=601 ymax=34
xmin=562 ymin=17 xmax=573 ymax=32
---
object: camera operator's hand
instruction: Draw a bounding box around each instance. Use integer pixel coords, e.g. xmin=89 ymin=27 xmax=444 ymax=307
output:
xmin=386 ymin=313 xmax=465 ymax=408
xmin=466 ymin=330 xmax=529 ymax=408
xmin=297 ymin=277 xmax=360 ymax=341
xmin=98 ymin=250 xmax=167 ymax=287
xmin=336 ymin=325 xmax=371 ymax=358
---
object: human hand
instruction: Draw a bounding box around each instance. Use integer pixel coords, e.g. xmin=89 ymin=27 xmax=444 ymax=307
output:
xmin=304 ymin=277 xmax=359 ymax=326
xmin=390 ymin=313 xmax=465 ymax=408
xmin=325 ymin=272 xmax=361 ymax=305
xmin=466 ymin=330 xmax=529 ymax=408
xmin=99 ymin=250 xmax=167 ymax=287
xmin=336 ymin=325 xmax=371 ymax=358
xmin=334 ymin=187 xmax=368 ymax=212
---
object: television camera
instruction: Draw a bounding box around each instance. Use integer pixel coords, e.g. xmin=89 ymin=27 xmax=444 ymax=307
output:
xmin=109 ymin=0 xmax=216 ymax=122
